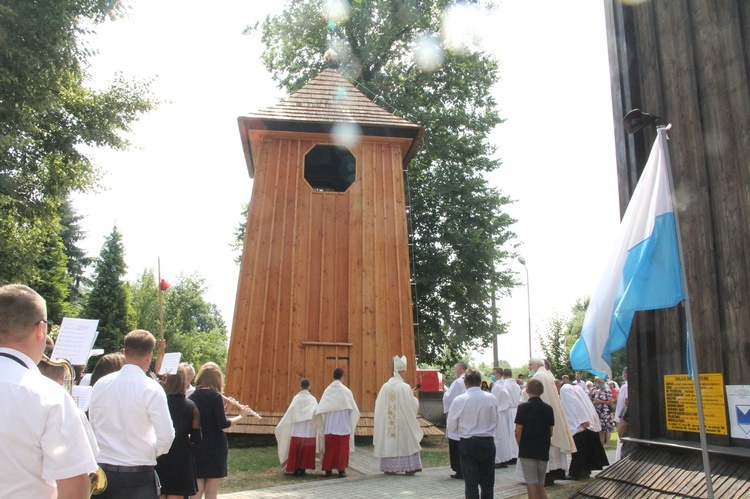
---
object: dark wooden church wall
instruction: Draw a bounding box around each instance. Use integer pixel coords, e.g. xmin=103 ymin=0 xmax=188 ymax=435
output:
xmin=605 ymin=0 xmax=750 ymax=449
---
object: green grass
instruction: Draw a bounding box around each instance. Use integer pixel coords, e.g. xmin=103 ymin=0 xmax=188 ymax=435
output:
xmin=222 ymin=446 xmax=327 ymax=493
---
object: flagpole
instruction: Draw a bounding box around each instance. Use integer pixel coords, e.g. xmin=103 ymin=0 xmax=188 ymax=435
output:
xmin=659 ymin=125 xmax=714 ymax=499
xmin=157 ymin=257 xmax=164 ymax=341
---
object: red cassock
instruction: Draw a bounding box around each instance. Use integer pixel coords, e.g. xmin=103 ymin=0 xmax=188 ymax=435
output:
xmin=286 ymin=436 xmax=316 ymax=473
xmin=321 ymin=434 xmax=350 ymax=471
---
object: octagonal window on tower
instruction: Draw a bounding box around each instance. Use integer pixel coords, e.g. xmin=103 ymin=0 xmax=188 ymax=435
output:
xmin=304 ymin=145 xmax=356 ymax=193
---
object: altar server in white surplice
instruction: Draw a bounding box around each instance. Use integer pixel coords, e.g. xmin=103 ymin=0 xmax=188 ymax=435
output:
xmin=313 ymin=367 xmax=360 ymax=478
xmin=442 ymin=361 xmax=467 ymax=479
xmin=275 ymin=378 xmax=319 ymax=476
xmin=503 ymin=368 xmax=522 ymax=461
xmin=373 ymin=355 xmax=424 ymax=475
xmin=491 ymin=367 xmax=513 ymax=467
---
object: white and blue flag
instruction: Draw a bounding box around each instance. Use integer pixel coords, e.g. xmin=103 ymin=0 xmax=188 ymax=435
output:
xmin=570 ymin=131 xmax=685 ymax=378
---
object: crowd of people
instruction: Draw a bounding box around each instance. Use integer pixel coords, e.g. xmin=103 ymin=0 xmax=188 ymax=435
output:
xmin=1 ymin=283 xmax=629 ymax=499
xmin=440 ymin=358 xmax=629 ymax=499
xmin=0 ymin=284 xmax=257 ymax=499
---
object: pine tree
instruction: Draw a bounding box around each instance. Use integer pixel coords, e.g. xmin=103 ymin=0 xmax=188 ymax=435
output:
xmin=84 ymin=227 xmax=134 ymax=355
xmin=30 ymin=217 xmax=71 ymax=324
xmin=58 ymin=198 xmax=93 ymax=308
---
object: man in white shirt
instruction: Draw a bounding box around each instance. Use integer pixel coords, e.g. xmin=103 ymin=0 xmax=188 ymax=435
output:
xmin=572 ymin=372 xmax=587 ymax=390
xmin=0 ymin=284 xmax=98 ymax=499
xmin=313 ymin=367 xmax=359 ymax=478
xmin=275 ymin=378 xmax=319 ymax=476
xmin=447 ymin=368 xmax=499 ymax=499
xmin=443 ymin=361 xmax=467 ymax=479
xmin=89 ymin=329 xmax=175 ymax=499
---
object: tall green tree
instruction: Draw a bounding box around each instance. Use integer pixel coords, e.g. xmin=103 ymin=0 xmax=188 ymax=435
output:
xmin=539 ymin=312 xmax=570 ymax=378
xmin=84 ymin=227 xmax=134 ymax=355
xmin=129 ymin=270 xmax=228 ymax=370
xmin=0 ymin=0 xmax=155 ymax=285
xmin=540 ymin=297 xmax=629 ymax=381
xmin=29 ymin=217 xmax=72 ymax=324
xmin=232 ymin=203 xmax=249 ymax=264
xmin=129 ymin=269 xmax=160 ymax=334
xmin=58 ymin=198 xmax=93 ymax=310
xmin=254 ymin=0 xmax=517 ymax=369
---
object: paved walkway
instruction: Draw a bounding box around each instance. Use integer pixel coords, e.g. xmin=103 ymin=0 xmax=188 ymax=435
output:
xmin=219 ymin=447 xmax=618 ymax=499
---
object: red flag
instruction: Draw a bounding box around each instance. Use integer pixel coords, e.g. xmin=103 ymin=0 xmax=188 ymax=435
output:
xmin=159 ymin=279 xmax=171 ymax=291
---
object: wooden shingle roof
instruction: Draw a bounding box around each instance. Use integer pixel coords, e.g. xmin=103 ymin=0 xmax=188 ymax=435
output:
xmin=237 ymin=67 xmax=424 ymax=177
xmin=244 ymin=67 xmax=420 ymax=131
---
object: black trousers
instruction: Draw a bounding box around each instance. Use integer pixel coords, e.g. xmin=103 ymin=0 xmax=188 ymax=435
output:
xmin=459 ymin=437 xmax=496 ymax=499
xmin=449 ymin=437 xmax=462 ymax=473
xmin=97 ymin=466 xmax=160 ymax=499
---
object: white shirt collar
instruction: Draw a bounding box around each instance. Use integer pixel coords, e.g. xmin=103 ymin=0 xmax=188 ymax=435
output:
xmin=0 ymin=347 xmax=38 ymax=371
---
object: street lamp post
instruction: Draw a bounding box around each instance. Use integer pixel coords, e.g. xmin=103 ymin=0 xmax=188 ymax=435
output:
xmin=518 ymin=256 xmax=531 ymax=359
xmin=491 ymin=280 xmax=498 ymax=367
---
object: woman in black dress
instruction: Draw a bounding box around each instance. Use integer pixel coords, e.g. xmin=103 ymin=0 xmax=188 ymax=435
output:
xmin=156 ymin=364 xmax=201 ymax=499
xmin=189 ymin=362 xmax=251 ymax=499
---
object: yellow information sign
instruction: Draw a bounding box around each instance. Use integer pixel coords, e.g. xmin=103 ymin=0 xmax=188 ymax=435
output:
xmin=664 ymin=373 xmax=727 ymax=435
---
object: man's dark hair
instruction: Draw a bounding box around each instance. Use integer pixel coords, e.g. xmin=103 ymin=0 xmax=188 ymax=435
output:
xmin=503 ymin=368 xmax=512 ymax=378
xmin=301 ymin=378 xmax=311 ymax=390
xmin=123 ymin=329 xmax=156 ymax=357
xmin=464 ymin=368 xmax=481 ymax=387
xmin=333 ymin=367 xmax=344 ymax=380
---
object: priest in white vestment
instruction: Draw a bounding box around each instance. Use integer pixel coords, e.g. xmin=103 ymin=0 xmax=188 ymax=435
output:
xmin=520 ymin=358 xmax=576 ymax=484
xmin=490 ymin=367 xmax=513 ymax=467
xmin=313 ymin=367 xmax=360 ymax=478
xmin=373 ymin=356 xmax=424 ymax=474
xmin=275 ymin=378 xmax=319 ymax=476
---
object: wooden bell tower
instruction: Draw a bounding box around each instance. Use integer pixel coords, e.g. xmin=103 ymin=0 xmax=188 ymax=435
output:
xmin=225 ymin=67 xmax=423 ymax=433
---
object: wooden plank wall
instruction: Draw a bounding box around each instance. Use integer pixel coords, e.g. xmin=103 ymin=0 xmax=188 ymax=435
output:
xmin=605 ymin=0 xmax=750 ymax=449
xmin=225 ymin=132 xmax=417 ymax=414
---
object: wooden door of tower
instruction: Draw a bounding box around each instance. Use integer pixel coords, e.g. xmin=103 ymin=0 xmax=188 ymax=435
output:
xmin=303 ymin=342 xmax=351 ymax=401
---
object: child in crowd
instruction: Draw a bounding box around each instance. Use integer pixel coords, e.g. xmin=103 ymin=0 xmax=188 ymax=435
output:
xmin=514 ymin=378 xmax=554 ymax=499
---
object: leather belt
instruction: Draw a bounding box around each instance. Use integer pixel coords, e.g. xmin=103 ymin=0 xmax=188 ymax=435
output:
xmin=99 ymin=463 xmax=154 ymax=473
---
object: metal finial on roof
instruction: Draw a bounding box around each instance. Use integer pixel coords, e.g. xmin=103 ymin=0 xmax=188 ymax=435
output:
xmin=324 ymin=48 xmax=340 ymax=69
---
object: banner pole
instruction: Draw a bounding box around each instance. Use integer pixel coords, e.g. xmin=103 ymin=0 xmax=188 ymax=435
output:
xmin=659 ymin=125 xmax=714 ymax=498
